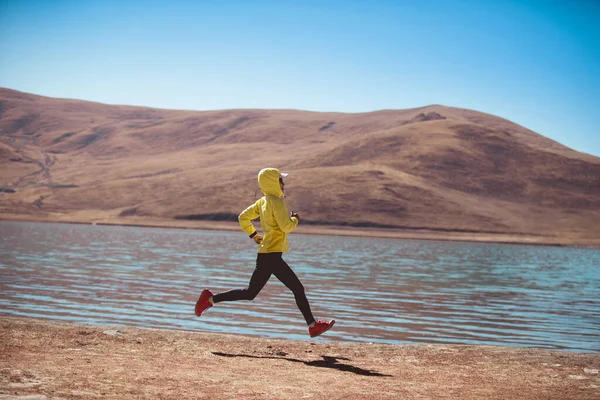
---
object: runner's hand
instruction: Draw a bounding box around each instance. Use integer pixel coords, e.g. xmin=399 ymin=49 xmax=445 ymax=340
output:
xmin=253 ymin=235 xmax=264 ymax=244
xmin=290 ymin=211 xmax=300 ymax=222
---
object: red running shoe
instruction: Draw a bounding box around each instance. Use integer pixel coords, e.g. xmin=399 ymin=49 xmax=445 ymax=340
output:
xmin=309 ymin=319 xmax=335 ymax=338
xmin=195 ymin=289 xmax=213 ymax=317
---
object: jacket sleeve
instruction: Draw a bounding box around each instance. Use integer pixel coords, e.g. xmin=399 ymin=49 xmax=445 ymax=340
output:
xmin=239 ymin=200 xmax=261 ymax=236
xmin=273 ymin=197 xmax=298 ymax=233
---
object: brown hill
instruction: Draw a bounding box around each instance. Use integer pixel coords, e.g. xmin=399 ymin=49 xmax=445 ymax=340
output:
xmin=1 ymin=88 xmax=599 ymax=244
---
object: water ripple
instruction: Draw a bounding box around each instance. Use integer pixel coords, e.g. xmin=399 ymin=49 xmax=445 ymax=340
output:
xmin=1 ymin=221 xmax=599 ymax=352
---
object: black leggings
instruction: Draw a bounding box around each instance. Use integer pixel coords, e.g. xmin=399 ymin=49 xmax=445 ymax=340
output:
xmin=212 ymin=252 xmax=315 ymax=325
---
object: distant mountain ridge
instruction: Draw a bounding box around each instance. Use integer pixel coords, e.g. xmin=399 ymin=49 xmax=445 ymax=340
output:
xmin=1 ymin=88 xmax=599 ymax=241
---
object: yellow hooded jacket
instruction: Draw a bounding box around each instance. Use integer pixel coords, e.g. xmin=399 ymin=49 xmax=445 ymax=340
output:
xmin=239 ymin=168 xmax=299 ymax=253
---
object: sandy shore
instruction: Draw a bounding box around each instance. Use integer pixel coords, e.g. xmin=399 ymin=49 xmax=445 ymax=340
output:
xmin=1 ymin=317 xmax=599 ymax=400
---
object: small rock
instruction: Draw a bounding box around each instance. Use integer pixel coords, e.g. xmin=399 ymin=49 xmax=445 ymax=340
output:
xmin=103 ymin=330 xmax=123 ymax=336
xmin=584 ymin=368 xmax=598 ymax=374
xmin=568 ymin=375 xmax=588 ymax=380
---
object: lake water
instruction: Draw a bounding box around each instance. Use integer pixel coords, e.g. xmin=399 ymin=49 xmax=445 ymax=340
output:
xmin=1 ymin=220 xmax=598 ymax=352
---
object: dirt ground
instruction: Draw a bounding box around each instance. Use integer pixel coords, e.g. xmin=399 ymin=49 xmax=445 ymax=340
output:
xmin=1 ymin=317 xmax=599 ymax=399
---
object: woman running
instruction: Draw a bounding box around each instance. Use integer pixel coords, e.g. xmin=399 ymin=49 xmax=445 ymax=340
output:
xmin=195 ymin=167 xmax=335 ymax=338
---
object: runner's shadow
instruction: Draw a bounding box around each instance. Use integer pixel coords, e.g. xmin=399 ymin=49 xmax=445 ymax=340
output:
xmin=212 ymin=352 xmax=392 ymax=377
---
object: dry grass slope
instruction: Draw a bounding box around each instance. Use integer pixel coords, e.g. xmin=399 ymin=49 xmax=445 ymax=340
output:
xmin=1 ymin=88 xmax=599 ymax=243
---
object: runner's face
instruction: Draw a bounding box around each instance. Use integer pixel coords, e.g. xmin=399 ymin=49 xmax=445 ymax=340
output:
xmin=279 ymin=178 xmax=285 ymax=193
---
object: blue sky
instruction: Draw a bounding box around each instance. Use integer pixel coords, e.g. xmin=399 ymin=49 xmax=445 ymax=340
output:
xmin=1 ymin=0 xmax=599 ymax=156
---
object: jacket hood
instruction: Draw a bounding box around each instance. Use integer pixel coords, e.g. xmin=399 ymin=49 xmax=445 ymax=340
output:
xmin=258 ymin=168 xmax=284 ymax=197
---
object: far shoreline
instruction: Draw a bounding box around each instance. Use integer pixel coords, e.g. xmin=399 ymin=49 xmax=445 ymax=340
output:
xmin=1 ymin=213 xmax=599 ymax=248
